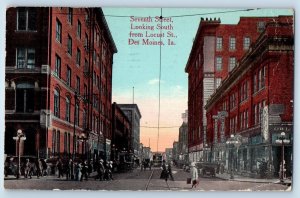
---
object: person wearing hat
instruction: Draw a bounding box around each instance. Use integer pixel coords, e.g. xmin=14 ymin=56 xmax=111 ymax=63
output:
xmin=96 ymin=159 xmax=105 ymax=181
xmin=190 ymin=162 xmax=199 ymax=188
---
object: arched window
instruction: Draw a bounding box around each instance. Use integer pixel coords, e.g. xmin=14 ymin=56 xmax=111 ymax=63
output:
xmin=16 ymin=82 xmax=34 ymax=112
xmin=54 ymin=89 xmax=60 ymax=117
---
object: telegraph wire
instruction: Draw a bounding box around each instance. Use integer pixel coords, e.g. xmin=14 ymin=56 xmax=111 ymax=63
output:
xmin=52 ymin=8 xmax=259 ymax=18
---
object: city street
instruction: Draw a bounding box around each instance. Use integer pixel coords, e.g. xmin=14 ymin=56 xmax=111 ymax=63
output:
xmin=4 ymin=167 xmax=290 ymax=191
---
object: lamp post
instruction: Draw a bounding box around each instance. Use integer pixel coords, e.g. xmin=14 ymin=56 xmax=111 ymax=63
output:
xmin=226 ymin=134 xmax=239 ymax=179
xmin=203 ymin=144 xmax=210 ymax=162
xmin=275 ymin=132 xmax=290 ymax=183
xmin=13 ymin=129 xmax=26 ymax=179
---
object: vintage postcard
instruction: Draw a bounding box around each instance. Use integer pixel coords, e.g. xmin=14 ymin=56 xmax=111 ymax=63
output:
xmin=3 ymin=6 xmax=294 ymax=191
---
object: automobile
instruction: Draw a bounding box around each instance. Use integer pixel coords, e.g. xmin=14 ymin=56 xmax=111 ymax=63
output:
xmin=195 ymin=162 xmax=219 ymax=177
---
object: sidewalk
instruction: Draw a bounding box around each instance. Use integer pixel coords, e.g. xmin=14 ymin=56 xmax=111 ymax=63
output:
xmin=215 ymin=172 xmax=292 ymax=185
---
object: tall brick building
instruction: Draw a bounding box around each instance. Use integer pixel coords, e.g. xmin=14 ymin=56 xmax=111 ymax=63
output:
xmin=205 ymin=19 xmax=294 ymax=177
xmin=5 ymin=7 xmax=117 ymax=161
xmin=185 ymin=15 xmax=293 ymax=171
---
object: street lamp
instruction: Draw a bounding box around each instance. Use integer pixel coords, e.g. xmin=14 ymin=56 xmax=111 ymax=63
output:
xmin=226 ymin=134 xmax=239 ymax=179
xmin=275 ymin=132 xmax=290 ymax=183
xmin=13 ymin=129 xmax=26 ymax=179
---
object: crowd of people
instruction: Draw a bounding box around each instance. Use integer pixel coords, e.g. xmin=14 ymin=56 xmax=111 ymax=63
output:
xmin=5 ymin=157 xmax=115 ymax=181
xmin=55 ymin=158 xmax=114 ymax=181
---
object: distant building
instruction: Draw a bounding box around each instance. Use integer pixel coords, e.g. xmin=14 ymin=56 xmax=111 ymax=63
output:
xmin=172 ymin=141 xmax=179 ymax=163
xmin=142 ymin=146 xmax=151 ymax=160
xmin=118 ymin=104 xmax=142 ymax=157
xmin=111 ymin=102 xmax=131 ymax=161
xmin=165 ymin=148 xmax=173 ymax=162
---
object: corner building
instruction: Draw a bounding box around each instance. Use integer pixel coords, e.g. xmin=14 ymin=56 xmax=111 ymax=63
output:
xmin=5 ymin=7 xmax=117 ymax=161
xmin=205 ymin=18 xmax=294 ymax=178
xmin=185 ymin=16 xmax=293 ymax=168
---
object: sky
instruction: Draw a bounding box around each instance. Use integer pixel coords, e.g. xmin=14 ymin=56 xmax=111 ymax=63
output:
xmin=102 ymin=8 xmax=294 ymax=152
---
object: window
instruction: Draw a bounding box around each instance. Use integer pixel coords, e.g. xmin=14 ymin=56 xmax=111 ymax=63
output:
xmin=65 ymin=97 xmax=70 ymax=122
xmin=84 ymin=84 xmax=88 ymax=100
xmin=54 ymin=89 xmax=60 ymax=117
xmin=240 ymin=81 xmax=248 ymax=102
xmin=229 ymin=57 xmax=236 ymax=72
xmin=254 ymin=104 xmax=260 ymax=125
xmin=216 ymin=57 xmax=222 ymax=71
xmin=259 ymin=66 xmax=266 ymax=89
xmin=243 ymin=37 xmax=251 ymax=50
xmin=215 ymin=78 xmax=222 ymax=89
xmin=230 ymin=92 xmax=236 ymax=109
xmin=52 ymin=129 xmax=56 ymax=155
xmin=75 ymin=103 xmax=79 ymax=126
xmin=93 ymin=71 xmax=96 ymax=85
xmin=257 ymin=21 xmax=266 ymax=33
xmin=76 ymin=76 xmax=80 ymax=93
xmin=253 ymin=74 xmax=257 ymax=93
xmin=84 ymin=59 xmax=89 ymax=73
xmin=229 ymin=37 xmax=236 ymax=50
xmin=83 ymin=110 xmax=87 ymax=129
xmin=66 ymin=66 xmax=71 ymax=86
xmin=56 ymin=19 xmax=62 ymax=43
xmin=84 ymin=33 xmax=89 ymax=51
xmin=77 ymin=20 xmax=81 ymax=38
xmin=16 ymin=48 xmax=35 ymax=69
xmin=57 ymin=130 xmax=60 ymax=154
xmin=17 ymin=8 xmax=37 ymax=31
xmin=54 ymin=55 xmax=61 ymax=77
xmin=16 ymin=82 xmax=34 ymax=112
xmin=76 ymin=48 xmax=81 ymax=66
xmin=216 ymin=37 xmax=223 ymax=51
xmin=67 ymin=8 xmax=73 ymax=24
xmin=93 ymin=49 xmax=96 ymax=63
xmin=67 ymin=35 xmax=72 ymax=55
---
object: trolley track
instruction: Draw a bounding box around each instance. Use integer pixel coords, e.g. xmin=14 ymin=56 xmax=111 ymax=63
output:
xmin=144 ymin=169 xmax=171 ymax=190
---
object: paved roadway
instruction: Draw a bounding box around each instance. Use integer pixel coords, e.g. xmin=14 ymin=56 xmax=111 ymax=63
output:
xmin=4 ymin=167 xmax=290 ymax=191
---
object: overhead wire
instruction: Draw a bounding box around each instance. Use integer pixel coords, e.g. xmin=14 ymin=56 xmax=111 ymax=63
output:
xmin=157 ymin=8 xmax=162 ymax=152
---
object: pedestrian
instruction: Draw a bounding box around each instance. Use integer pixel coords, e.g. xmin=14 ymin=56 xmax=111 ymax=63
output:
xmin=96 ymin=159 xmax=105 ymax=181
xmin=56 ymin=158 xmax=63 ymax=178
xmin=80 ymin=161 xmax=88 ymax=181
xmin=65 ymin=159 xmax=71 ymax=180
xmin=74 ymin=162 xmax=81 ymax=181
xmin=35 ymin=159 xmax=43 ymax=178
xmin=160 ymin=160 xmax=169 ymax=181
xmin=108 ymin=161 xmax=113 ymax=180
xmin=41 ymin=159 xmax=47 ymax=177
xmin=88 ymin=160 xmax=93 ymax=177
xmin=25 ymin=159 xmax=32 ymax=179
xmin=167 ymin=161 xmax=174 ymax=181
xmin=190 ymin=162 xmax=199 ymax=188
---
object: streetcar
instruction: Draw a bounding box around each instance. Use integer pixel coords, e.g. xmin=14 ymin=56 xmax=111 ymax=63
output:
xmin=152 ymin=152 xmax=163 ymax=167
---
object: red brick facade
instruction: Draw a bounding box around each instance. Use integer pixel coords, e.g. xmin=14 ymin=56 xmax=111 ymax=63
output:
xmin=5 ymin=7 xmax=117 ymax=161
xmin=185 ymin=16 xmax=293 ymax=176
xmin=205 ymin=18 xmax=293 ymax=177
